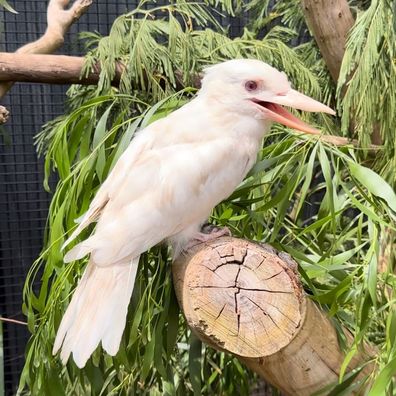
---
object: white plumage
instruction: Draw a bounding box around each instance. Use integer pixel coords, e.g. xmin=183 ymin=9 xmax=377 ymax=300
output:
xmin=53 ymin=59 xmax=335 ymax=367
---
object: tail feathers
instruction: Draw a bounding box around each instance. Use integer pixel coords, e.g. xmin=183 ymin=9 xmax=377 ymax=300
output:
xmin=53 ymin=257 xmax=139 ymax=368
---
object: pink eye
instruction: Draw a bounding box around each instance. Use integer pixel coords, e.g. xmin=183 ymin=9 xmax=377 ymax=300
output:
xmin=245 ymin=80 xmax=258 ymax=91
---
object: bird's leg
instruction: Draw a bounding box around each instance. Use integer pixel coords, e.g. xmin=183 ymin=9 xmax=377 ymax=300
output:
xmin=183 ymin=223 xmax=231 ymax=251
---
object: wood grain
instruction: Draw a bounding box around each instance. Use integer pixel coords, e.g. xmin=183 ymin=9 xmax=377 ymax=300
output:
xmin=173 ymin=237 xmax=373 ymax=395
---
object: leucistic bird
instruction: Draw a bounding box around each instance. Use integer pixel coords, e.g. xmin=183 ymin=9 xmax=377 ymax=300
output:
xmin=53 ymin=59 xmax=335 ymax=368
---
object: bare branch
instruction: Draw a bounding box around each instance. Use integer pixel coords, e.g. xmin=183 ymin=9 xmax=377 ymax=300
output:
xmin=0 ymin=52 xmax=381 ymax=151
xmin=300 ymin=2 xmax=384 ymax=150
xmin=0 ymin=53 xmax=120 ymax=86
xmin=0 ymin=0 xmax=93 ymax=99
xmin=0 ymin=316 xmax=28 ymax=326
xmin=295 ymin=129 xmax=381 ymax=151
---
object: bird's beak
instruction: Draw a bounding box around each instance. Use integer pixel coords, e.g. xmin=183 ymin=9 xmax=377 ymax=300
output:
xmin=251 ymin=89 xmax=336 ymax=134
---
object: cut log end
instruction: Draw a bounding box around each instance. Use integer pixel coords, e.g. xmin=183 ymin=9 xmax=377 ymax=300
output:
xmin=173 ymin=237 xmax=374 ymax=395
xmin=173 ymin=237 xmax=306 ymax=358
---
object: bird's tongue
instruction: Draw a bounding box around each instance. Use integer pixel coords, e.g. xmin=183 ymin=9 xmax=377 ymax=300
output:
xmin=264 ymin=102 xmax=320 ymax=134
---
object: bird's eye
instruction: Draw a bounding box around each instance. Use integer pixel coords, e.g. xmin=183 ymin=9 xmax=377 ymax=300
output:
xmin=245 ymin=80 xmax=258 ymax=91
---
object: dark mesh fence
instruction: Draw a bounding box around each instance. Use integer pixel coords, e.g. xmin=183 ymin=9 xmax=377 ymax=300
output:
xmin=0 ymin=2 xmax=137 ymax=394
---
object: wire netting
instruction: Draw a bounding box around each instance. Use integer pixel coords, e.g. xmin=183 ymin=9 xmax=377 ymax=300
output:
xmin=0 ymin=2 xmax=141 ymax=394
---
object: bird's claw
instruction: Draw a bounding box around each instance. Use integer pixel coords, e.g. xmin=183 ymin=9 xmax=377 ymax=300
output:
xmin=200 ymin=224 xmax=231 ymax=239
xmin=183 ymin=225 xmax=231 ymax=252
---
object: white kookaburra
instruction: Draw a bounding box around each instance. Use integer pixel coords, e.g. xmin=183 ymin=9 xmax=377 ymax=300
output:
xmin=53 ymin=59 xmax=335 ymax=368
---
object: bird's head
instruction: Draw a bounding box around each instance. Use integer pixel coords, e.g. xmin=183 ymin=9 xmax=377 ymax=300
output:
xmin=199 ymin=59 xmax=335 ymax=134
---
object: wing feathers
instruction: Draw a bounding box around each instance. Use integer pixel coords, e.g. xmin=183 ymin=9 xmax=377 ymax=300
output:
xmin=62 ymin=196 xmax=109 ymax=251
xmin=63 ymin=238 xmax=96 ymax=263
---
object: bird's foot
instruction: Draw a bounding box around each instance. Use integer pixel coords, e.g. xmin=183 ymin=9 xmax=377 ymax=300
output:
xmin=183 ymin=224 xmax=231 ymax=252
xmin=200 ymin=223 xmax=231 ymax=239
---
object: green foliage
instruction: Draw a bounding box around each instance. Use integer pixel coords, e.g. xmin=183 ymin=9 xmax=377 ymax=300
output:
xmin=338 ymin=0 xmax=396 ymax=180
xmin=75 ymin=1 xmax=322 ymax=108
xmin=18 ymin=0 xmax=396 ymax=395
xmin=0 ymin=0 xmax=16 ymax=13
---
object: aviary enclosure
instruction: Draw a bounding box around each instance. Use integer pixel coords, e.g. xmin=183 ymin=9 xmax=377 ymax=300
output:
xmin=1 ymin=0 xmax=396 ymax=395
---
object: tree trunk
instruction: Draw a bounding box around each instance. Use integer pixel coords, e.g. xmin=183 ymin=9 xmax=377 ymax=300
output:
xmin=172 ymin=237 xmax=373 ymax=395
xmin=300 ymin=0 xmax=355 ymax=82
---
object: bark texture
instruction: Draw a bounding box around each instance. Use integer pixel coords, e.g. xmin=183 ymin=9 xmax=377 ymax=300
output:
xmin=173 ymin=237 xmax=372 ymax=396
xmin=0 ymin=53 xmax=121 ymax=86
xmin=301 ymin=0 xmax=355 ymax=81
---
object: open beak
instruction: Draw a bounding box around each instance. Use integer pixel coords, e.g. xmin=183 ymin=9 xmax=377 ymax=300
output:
xmin=252 ymin=89 xmax=336 ymax=134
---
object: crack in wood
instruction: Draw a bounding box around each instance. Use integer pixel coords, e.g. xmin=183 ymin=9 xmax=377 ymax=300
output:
xmin=239 ymin=287 xmax=292 ymax=294
xmin=254 ymin=257 xmax=267 ymax=270
xmin=219 ymin=253 xmax=234 ymax=259
xmin=191 ymin=285 xmax=293 ymax=294
xmin=215 ymin=303 xmax=227 ymax=321
xmin=261 ymin=270 xmax=284 ymax=281
xmin=234 ymin=266 xmax=242 ymax=335
xmin=196 ymin=263 xmax=230 ymax=284
xmin=235 ymin=248 xmax=248 ymax=264
xmin=214 ymin=260 xmax=241 ymax=271
xmin=259 ymin=298 xmax=302 ymax=328
xmin=245 ymin=299 xmax=272 ymax=348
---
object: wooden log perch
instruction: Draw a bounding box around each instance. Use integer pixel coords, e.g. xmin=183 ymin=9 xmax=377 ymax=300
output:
xmin=173 ymin=237 xmax=373 ymax=395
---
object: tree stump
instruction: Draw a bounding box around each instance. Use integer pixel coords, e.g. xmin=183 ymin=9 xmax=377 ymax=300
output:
xmin=172 ymin=237 xmax=372 ymax=396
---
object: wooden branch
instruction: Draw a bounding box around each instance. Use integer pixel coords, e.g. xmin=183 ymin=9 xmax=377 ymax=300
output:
xmin=0 ymin=105 xmax=9 ymax=124
xmin=300 ymin=0 xmax=354 ymax=82
xmin=0 ymin=53 xmax=121 ymax=86
xmin=295 ymin=129 xmax=380 ymax=151
xmin=301 ymin=2 xmax=391 ymax=269
xmin=0 ymin=0 xmax=92 ymax=99
xmin=0 ymin=52 xmax=380 ymax=150
xmin=0 ymin=316 xmax=27 ymax=326
xmin=0 ymin=53 xmax=199 ymax=89
xmin=173 ymin=237 xmax=373 ymax=395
